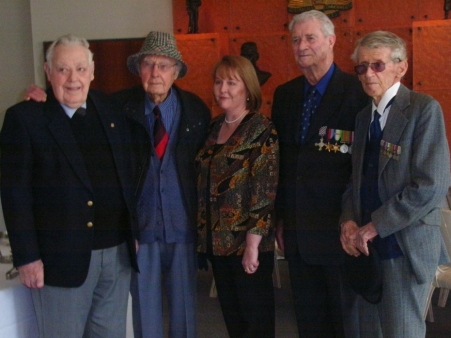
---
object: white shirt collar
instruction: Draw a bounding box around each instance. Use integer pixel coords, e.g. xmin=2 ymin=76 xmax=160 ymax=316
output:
xmin=61 ymin=103 xmax=87 ymax=119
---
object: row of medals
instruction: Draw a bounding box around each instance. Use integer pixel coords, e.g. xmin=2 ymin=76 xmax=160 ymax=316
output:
xmin=315 ymin=137 xmax=351 ymax=154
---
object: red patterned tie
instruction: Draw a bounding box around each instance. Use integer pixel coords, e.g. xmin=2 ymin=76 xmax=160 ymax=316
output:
xmin=153 ymin=106 xmax=169 ymax=159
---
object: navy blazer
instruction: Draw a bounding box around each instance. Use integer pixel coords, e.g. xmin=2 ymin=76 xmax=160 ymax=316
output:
xmin=1 ymin=90 xmax=138 ymax=287
xmin=272 ymin=65 xmax=369 ymax=265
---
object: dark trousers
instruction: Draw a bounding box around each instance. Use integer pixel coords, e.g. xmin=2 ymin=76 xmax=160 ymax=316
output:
xmin=210 ymin=251 xmax=275 ymax=338
xmin=287 ymin=251 xmax=358 ymax=338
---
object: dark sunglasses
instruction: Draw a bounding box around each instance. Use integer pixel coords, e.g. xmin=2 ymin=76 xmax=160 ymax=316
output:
xmin=354 ymin=61 xmax=388 ymax=75
xmin=354 ymin=59 xmax=401 ymax=75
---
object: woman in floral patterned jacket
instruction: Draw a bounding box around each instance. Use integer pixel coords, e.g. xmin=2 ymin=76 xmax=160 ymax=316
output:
xmin=196 ymin=55 xmax=279 ymax=338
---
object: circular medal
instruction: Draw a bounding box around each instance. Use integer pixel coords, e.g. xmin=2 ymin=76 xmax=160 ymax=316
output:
xmin=340 ymin=144 xmax=349 ymax=154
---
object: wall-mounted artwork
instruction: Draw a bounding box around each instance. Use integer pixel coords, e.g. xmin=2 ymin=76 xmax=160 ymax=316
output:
xmin=287 ymin=0 xmax=352 ymax=18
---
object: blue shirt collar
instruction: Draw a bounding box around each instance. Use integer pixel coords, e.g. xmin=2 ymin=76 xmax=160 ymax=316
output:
xmin=304 ymin=63 xmax=335 ymax=96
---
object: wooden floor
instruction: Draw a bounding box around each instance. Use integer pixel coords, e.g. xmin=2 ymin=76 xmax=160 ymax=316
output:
xmin=195 ymin=260 xmax=451 ymax=338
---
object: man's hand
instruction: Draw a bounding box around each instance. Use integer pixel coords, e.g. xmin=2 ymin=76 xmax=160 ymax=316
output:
xmin=24 ymin=85 xmax=47 ymax=102
xmin=275 ymin=220 xmax=285 ymax=253
xmin=18 ymin=259 xmax=44 ymax=288
xmin=355 ymin=222 xmax=378 ymax=256
xmin=340 ymin=220 xmax=360 ymax=256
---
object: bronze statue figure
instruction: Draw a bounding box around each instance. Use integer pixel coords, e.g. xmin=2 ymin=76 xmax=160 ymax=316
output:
xmin=187 ymin=0 xmax=202 ymax=34
xmin=240 ymin=42 xmax=272 ymax=86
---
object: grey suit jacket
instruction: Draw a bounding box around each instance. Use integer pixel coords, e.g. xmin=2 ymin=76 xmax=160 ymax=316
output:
xmin=341 ymin=84 xmax=451 ymax=284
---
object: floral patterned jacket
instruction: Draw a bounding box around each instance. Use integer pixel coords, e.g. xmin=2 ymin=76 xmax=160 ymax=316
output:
xmin=196 ymin=112 xmax=279 ymax=256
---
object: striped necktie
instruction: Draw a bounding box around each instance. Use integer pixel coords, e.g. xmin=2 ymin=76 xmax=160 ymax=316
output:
xmin=153 ymin=106 xmax=169 ymax=159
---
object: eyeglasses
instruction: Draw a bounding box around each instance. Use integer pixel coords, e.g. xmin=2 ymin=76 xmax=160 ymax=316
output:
xmin=354 ymin=60 xmax=398 ymax=75
xmin=140 ymin=61 xmax=177 ymax=72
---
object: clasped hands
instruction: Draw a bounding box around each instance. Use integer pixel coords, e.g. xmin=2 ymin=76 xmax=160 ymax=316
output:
xmin=340 ymin=220 xmax=378 ymax=257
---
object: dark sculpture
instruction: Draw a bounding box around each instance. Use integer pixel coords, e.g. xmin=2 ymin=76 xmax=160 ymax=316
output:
xmin=446 ymin=0 xmax=451 ymax=19
xmin=187 ymin=0 xmax=202 ymax=34
xmin=240 ymin=42 xmax=272 ymax=86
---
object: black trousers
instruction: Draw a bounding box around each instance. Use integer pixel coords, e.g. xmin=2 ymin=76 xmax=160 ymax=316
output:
xmin=286 ymin=250 xmax=359 ymax=338
xmin=209 ymin=251 xmax=275 ymax=338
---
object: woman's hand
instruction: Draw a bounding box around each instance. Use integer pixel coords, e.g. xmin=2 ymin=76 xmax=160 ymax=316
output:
xmin=242 ymin=233 xmax=262 ymax=274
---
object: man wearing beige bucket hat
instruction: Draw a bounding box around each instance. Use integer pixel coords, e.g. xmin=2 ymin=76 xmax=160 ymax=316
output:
xmin=114 ymin=31 xmax=211 ymax=338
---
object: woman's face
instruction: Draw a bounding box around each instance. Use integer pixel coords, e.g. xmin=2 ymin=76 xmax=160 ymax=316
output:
xmin=213 ymin=69 xmax=247 ymax=114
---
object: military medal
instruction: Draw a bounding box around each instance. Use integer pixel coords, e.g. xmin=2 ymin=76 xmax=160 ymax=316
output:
xmin=318 ymin=126 xmax=353 ymax=154
xmin=340 ymin=144 xmax=349 ymax=153
xmin=315 ymin=126 xmax=327 ymax=151
xmin=380 ymin=140 xmax=402 ymax=160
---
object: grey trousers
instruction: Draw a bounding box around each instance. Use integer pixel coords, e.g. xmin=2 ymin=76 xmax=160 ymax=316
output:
xmin=358 ymin=255 xmax=432 ymax=338
xmin=131 ymin=241 xmax=197 ymax=338
xmin=31 ymin=242 xmax=131 ymax=338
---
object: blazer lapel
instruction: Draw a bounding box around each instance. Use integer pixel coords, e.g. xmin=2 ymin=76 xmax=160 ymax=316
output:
xmin=378 ymin=85 xmax=410 ymax=174
xmin=45 ymin=99 xmax=92 ymax=191
xmin=92 ymin=92 xmax=130 ymax=192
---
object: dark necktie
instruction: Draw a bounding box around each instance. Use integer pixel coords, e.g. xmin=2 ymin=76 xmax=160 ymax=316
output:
xmin=370 ymin=96 xmax=395 ymax=147
xmin=74 ymin=107 xmax=86 ymax=117
xmin=153 ymin=106 xmax=169 ymax=159
xmin=300 ymin=87 xmax=317 ymax=144
xmin=370 ymin=110 xmax=382 ymax=147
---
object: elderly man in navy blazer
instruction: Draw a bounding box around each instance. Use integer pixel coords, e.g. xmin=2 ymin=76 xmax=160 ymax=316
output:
xmin=1 ymin=34 xmax=138 ymax=338
xmin=340 ymin=31 xmax=450 ymax=337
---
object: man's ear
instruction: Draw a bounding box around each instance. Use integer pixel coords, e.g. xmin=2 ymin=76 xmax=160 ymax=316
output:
xmin=91 ymin=61 xmax=95 ymax=81
xmin=44 ymin=62 xmax=51 ymax=81
xmin=397 ymin=60 xmax=408 ymax=79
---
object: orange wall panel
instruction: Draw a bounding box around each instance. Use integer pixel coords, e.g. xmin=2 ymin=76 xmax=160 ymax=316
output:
xmin=412 ymin=20 xmax=451 ymax=151
xmin=354 ymin=0 xmax=419 ymax=28
xmin=412 ymin=20 xmax=451 ymax=91
xmin=174 ymin=33 xmax=225 ymax=108
xmin=229 ymin=0 xmax=288 ymax=33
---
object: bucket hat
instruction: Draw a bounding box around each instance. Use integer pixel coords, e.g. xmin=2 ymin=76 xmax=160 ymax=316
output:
xmin=127 ymin=31 xmax=187 ymax=78
xmin=344 ymin=242 xmax=383 ymax=304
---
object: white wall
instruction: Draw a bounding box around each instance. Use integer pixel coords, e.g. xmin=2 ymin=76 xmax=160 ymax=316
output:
xmin=0 ymin=0 xmax=173 ymax=231
xmin=30 ymin=0 xmax=173 ymax=87
xmin=0 ymin=1 xmax=34 ymax=128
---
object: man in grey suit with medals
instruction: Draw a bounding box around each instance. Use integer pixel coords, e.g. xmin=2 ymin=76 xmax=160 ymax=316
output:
xmin=340 ymin=30 xmax=450 ymax=337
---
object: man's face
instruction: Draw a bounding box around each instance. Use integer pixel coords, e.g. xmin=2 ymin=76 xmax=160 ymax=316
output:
xmin=139 ymin=55 xmax=179 ymax=104
xmin=44 ymin=44 xmax=94 ymax=108
xmin=291 ymin=19 xmax=335 ymax=71
xmin=356 ymin=46 xmax=407 ymax=105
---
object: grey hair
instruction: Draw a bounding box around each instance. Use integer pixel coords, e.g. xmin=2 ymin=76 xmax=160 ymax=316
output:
xmin=289 ymin=10 xmax=335 ymax=37
xmin=351 ymin=31 xmax=407 ymax=63
xmin=45 ymin=34 xmax=94 ymax=69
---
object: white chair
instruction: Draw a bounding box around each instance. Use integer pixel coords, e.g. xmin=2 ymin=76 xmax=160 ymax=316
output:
xmin=424 ymin=208 xmax=451 ymax=322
